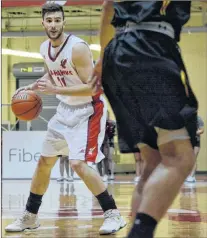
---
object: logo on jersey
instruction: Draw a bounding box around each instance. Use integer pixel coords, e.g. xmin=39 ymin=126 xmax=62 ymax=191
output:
xmin=49 ymin=69 xmax=73 ymax=76
xmin=60 ymin=59 xmax=67 ymax=69
xmin=88 ymin=147 xmax=96 ymax=155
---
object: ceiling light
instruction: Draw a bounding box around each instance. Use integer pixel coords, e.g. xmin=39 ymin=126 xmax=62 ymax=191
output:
xmin=2 ymin=45 xmax=101 ymax=58
xmin=2 ymin=49 xmax=43 ymax=59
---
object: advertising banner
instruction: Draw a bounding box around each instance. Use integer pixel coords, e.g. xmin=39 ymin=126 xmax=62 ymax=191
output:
xmin=2 ymin=131 xmax=60 ymax=179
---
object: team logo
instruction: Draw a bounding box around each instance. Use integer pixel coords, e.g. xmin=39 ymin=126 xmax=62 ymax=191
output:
xmin=60 ymin=59 xmax=67 ymax=69
xmin=88 ymin=147 xmax=96 ymax=155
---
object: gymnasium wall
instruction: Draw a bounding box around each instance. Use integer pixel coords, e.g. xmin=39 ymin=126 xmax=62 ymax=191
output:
xmin=179 ymin=32 xmax=207 ymax=172
xmin=2 ymin=32 xmax=207 ymax=171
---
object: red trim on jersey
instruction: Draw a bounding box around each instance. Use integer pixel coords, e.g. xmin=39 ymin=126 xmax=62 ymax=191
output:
xmin=48 ymin=34 xmax=71 ymax=62
xmin=85 ymin=95 xmax=104 ymax=162
xmin=2 ymin=1 xmax=44 ymax=7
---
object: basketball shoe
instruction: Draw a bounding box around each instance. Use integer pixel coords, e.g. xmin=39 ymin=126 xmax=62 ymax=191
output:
xmin=5 ymin=210 xmax=40 ymax=232
xmin=99 ymin=209 xmax=127 ymax=234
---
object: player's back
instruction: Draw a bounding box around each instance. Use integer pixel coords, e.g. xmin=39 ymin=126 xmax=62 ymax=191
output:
xmin=112 ymin=1 xmax=191 ymax=41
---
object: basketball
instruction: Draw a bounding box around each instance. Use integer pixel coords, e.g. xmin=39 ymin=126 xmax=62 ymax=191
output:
xmin=11 ymin=90 xmax=42 ymax=121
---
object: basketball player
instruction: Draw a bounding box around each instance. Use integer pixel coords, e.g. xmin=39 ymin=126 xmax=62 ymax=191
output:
xmin=91 ymin=1 xmax=198 ymax=237
xmin=5 ymin=3 xmax=126 ymax=234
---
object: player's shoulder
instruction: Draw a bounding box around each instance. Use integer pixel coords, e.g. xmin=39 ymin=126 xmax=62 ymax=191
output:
xmin=67 ymin=34 xmax=85 ymax=48
xmin=71 ymin=38 xmax=91 ymax=59
xmin=70 ymin=34 xmax=84 ymax=42
xmin=40 ymin=39 xmax=50 ymax=53
xmin=71 ymin=35 xmax=88 ymax=49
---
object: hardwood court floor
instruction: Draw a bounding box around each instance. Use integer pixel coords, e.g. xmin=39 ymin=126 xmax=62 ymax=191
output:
xmin=2 ymin=175 xmax=207 ymax=238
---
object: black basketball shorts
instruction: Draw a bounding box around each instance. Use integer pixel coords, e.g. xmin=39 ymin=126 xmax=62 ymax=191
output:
xmin=102 ymin=30 xmax=198 ymax=152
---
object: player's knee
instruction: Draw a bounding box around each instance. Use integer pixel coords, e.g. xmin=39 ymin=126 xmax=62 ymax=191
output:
xmin=136 ymin=178 xmax=145 ymax=194
xmin=134 ymin=153 xmax=141 ymax=162
xmin=181 ymin=153 xmax=196 ymax=176
xmin=37 ymin=156 xmax=56 ymax=170
xmin=69 ymin=160 xmax=84 ymax=173
xmin=159 ymin=139 xmax=196 ymax=176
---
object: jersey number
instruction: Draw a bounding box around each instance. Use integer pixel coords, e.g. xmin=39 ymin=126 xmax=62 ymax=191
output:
xmin=160 ymin=1 xmax=171 ymax=16
xmin=57 ymin=77 xmax=66 ymax=87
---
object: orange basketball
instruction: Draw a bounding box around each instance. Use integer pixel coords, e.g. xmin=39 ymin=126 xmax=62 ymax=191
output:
xmin=11 ymin=90 xmax=42 ymax=121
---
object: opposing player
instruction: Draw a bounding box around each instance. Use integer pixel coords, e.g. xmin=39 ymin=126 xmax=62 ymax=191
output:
xmin=92 ymin=1 xmax=198 ymax=237
xmin=5 ymin=3 xmax=126 ymax=235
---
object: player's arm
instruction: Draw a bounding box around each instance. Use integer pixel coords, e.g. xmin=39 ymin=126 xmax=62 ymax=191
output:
xmin=72 ymin=42 xmax=93 ymax=84
xmin=13 ymin=75 xmax=42 ymax=96
xmin=89 ymin=1 xmax=115 ymax=94
xmin=51 ymin=43 xmax=96 ymax=96
xmin=14 ymin=64 xmax=51 ymax=96
xmin=25 ymin=55 xmax=51 ymax=91
xmin=100 ymin=1 xmax=115 ymax=59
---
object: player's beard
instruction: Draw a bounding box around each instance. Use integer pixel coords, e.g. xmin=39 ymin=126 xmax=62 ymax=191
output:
xmin=46 ymin=27 xmax=64 ymax=40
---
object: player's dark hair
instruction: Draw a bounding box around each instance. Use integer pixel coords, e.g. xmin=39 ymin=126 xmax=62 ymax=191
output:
xmin=42 ymin=3 xmax=64 ymax=20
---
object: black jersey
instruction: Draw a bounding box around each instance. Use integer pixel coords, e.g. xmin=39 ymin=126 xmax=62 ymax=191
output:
xmin=111 ymin=1 xmax=191 ymax=41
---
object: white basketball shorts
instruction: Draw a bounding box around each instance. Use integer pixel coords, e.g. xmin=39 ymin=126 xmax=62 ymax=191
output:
xmin=41 ymin=96 xmax=107 ymax=163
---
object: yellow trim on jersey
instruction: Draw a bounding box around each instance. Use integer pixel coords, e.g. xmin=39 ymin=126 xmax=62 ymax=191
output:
xmin=160 ymin=1 xmax=171 ymax=16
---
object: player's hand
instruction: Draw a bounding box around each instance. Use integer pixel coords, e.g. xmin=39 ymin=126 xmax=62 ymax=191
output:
xmin=13 ymin=86 xmax=26 ymax=97
xmin=12 ymin=83 xmax=37 ymax=98
xmin=37 ymin=78 xmax=56 ymax=94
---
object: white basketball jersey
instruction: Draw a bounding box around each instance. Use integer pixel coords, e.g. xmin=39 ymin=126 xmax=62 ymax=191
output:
xmin=40 ymin=34 xmax=93 ymax=105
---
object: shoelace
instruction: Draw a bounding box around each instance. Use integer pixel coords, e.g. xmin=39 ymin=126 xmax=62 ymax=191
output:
xmin=103 ymin=211 xmax=120 ymax=225
xmin=14 ymin=212 xmax=31 ymax=225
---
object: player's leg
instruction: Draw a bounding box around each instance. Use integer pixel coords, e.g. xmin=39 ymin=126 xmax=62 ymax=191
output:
xmin=128 ymin=130 xmax=195 ymax=238
xmin=108 ymin=146 xmax=115 ymax=180
xmin=131 ymin=147 xmax=161 ymax=220
xmin=185 ymin=146 xmax=199 ymax=182
xmin=64 ymin=156 xmax=73 ymax=182
xmin=134 ymin=151 xmax=143 ymax=182
xmin=57 ymin=155 xmax=65 ymax=182
xmin=66 ymin=99 xmax=126 ymax=235
xmin=69 ymin=159 xmax=126 ymax=234
xmin=96 ymin=144 xmax=104 ymax=176
xmin=5 ymin=115 xmax=66 ymax=232
xmin=5 ymin=155 xmax=59 ymax=232
xmin=102 ymin=143 xmax=110 ymax=181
